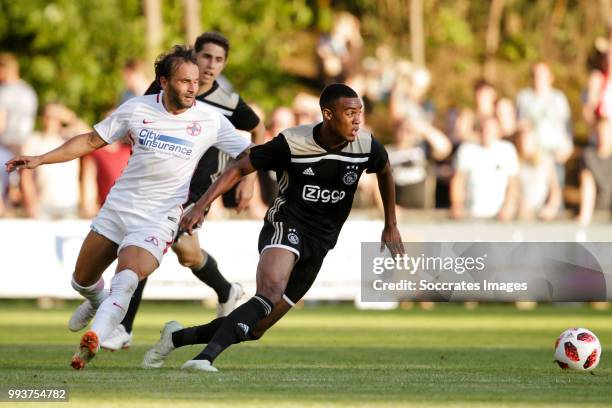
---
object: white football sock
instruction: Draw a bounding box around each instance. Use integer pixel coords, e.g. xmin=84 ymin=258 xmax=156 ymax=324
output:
xmin=91 ymin=269 xmax=139 ymax=342
xmin=71 ymin=276 xmax=109 ymax=308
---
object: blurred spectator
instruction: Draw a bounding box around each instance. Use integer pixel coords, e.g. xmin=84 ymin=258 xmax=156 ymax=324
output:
xmin=0 ymin=144 xmax=11 ymax=215
xmin=80 ymin=136 xmax=132 ymax=218
xmin=359 ymin=45 xmax=396 ymax=103
xmin=242 ymin=103 xmax=269 ymax=219
xmin=474 ymin=79 xmax=497 ymax=120
xmin=514 ymin=126 xmax=561 ymax=221
xmin=451 ymin=117 xmax=519 ymax=220
xmin=390 ymin=64 xmax=435 ymax=125
xmin=345 ymin=72 xmax=367 ymax=101
xmin=495 ymin=97 xmax=517 ymax=139
xmin=577 ymin=119 xmax=612 ymax=226
xmin=253 ymin=106 xmax=295 ymax=209
xmin=268 ymin=106 xmax=296 ymax=140
xmin=454 ymin=80 xmax=497 ymax=143
xmin=387 ymin=117 xmax=451 ymax=211
xmin=0 ymin=52 xmax=38 ymax=154
xmin=373 ymin=44 xmax=397 ymax=101
xmin=293 ymin=93 xmax=321 ymax=125
xmin=583 ymin=40 xmax=611 ymax=129
xmin=517 ymin=62 xmax=573 ymax=189
xmin=452 ymin=108 xmax=479 ymax=143
xmin=446 ymin=81 xmax=511 ymax=210
xmin=20 ymin=103 xmax=89 ymax=218
xmin=317 ymin=11 xmax=363 ymax=84
xmin=119 ymin=59 xmax=150 ymax=104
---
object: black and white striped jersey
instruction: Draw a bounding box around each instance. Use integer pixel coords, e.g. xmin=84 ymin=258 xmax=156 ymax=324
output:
xmin=249 ymin=123 xmax=388 ymax=249
xmin=145 ymin=80 xmax=260 ymax=204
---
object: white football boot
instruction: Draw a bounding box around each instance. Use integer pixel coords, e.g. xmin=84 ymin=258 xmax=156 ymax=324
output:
xmin=101 ymin=324 xmax=132 ymax=351
xmin=142 ymin=320 xmax=183 ymax=369
xmin=216 ymin=283 xmax=244 ymax=317
xmin=68 ymin=300 xmax=97 ymax=332
xmin=181 ymin=359 xmax=219 ymax=372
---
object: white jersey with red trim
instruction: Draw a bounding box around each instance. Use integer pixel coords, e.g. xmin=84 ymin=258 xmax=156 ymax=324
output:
xmin=93 ymin=92 xmax=249 ymax=220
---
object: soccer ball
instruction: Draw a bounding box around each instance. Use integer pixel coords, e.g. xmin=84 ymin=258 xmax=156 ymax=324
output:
xmin=554 ymin=328 xmax=601 ymax=371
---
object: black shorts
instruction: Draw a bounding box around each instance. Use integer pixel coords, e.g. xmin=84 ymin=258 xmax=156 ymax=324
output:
xmin=257 ymin=220 xmax=329 ymax=305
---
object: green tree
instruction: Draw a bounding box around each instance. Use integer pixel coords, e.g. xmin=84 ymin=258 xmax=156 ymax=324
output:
xmin=0 ymin=0 xmax=145 ymax=123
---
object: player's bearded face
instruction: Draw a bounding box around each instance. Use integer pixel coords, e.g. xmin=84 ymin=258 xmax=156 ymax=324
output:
xmin=164 ymin=62 xmax=199 ymax=110
xmin=330 ymin=97 xmax=362 ymax=142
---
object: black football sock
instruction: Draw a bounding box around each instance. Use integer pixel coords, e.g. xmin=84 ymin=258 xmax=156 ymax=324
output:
xmin=192 ymin=294 xmax=273 ymax=362
xmin=171 ymin=317 xmax=225 ymax=347
xmin=191 ymin=252 xmax=232 ymax=303
xmin=120 ymin=277 xmax=147 ymax=333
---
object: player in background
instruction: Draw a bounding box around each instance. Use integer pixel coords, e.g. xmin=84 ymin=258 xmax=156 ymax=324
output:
xmin=5 ymin=45 xmax=253 ymax=369
xmin=100 ymin=32 xmax=265 ymax=351
xmin=143 ymin=83 xmax=404 ymax=372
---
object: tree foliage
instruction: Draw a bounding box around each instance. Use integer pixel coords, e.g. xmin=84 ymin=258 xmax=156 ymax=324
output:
xmin=0 ymin=0 xmax=609 ymax=135
xmin=0 ymin=0 xmax=315 ymax=120
xmin=0 ymin=0 xmax=145 ymax=122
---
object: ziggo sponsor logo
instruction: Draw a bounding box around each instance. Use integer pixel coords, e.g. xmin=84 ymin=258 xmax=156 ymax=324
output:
xmin=302 ymin=185 xmax=346 ymax=203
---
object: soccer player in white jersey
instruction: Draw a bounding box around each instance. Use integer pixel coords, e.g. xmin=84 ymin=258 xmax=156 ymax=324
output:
xmin=5 ymin=45 xmax=251 ymax=370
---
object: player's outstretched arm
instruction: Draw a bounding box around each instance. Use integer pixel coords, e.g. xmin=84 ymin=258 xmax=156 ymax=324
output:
xmin=376 ymin=161 xmax=404 ymax=256
xmin=180 ymin=155 xmax=257 ymax=234
xmin=5 ymin=131 xmax=107 ymax=173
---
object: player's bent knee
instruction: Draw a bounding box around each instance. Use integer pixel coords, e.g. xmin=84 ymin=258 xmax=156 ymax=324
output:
xmin=175 ymin=247 xmax=204 ymax=269
xmin=178 ymin=254 xmax=203 ymax=269
xmin=117 ymin=266 xmax=148 ymax=281
xmin=72 ymin=268 xmax=100 ymax=287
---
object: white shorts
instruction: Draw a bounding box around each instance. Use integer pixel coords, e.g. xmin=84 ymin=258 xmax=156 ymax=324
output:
xmin=90 ymin=206 xmax=180 ymax=264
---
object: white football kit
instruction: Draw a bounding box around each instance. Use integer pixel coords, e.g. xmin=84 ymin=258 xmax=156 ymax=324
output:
xmin=91 ymin=92 xmax=250 ymax=262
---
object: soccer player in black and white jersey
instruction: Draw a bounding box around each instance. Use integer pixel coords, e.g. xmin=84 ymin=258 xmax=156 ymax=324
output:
xmin=143 ymin=83 xmax=404 ymax=372
xmin=99 ymin=32 xmax=266 ymax=351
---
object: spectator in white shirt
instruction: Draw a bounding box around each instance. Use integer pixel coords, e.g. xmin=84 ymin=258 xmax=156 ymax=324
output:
xmin=451 ymin=116 xmax=519 ymax=221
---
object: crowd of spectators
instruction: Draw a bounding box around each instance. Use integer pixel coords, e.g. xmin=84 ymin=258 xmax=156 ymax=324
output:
xmin=2 ymin=12 xmax=612 ymax=227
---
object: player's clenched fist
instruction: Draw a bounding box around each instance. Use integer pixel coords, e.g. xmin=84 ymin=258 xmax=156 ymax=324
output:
xmin=5 ymin=156 xmax=43 ymax=172
xmin=179 ymin=204 xmax=206 ymax=235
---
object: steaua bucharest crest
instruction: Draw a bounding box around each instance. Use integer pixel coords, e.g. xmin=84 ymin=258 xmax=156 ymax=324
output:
xmin=186 ymin=122 xmax=202 ymax=136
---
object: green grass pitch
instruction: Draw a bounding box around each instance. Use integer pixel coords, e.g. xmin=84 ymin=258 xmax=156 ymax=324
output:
xmin=0 ymin=301 xmax=610 ymax=407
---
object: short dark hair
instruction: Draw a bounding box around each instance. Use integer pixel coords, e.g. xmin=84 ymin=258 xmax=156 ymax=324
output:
xmin=319 ymin=83 xmax=359 ymax=109
xmin=123 ymin=58 xmax=143 ymax=71
xmin=194 ymin=32 xmax=230 ymax=57
xmin=154 ymin=45 xmax=196 ymax=82
xmin=474 ymin=78 xmax=494 ymax=92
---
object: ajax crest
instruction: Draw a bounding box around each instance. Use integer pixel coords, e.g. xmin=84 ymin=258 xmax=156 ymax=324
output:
xmin=343 ymin=165 xmax=359 ymax=185
xmin=287 ymin=228 xmax=300 ymax=245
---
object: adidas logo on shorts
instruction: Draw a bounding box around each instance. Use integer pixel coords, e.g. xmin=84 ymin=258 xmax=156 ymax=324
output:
xmin=302 ymin=167 xmax=315 ymax=176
